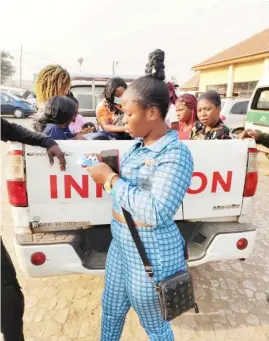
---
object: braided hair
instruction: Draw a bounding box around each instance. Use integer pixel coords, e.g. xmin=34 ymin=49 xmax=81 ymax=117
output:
xmin=35 ymin=65 xmax=71 ymax=104
xmin=127 ymin=49 xmax=169 ymax=119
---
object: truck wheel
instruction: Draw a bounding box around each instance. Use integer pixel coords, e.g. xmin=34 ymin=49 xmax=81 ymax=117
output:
xmin=13 ymin=108 xmax=25 ymax=119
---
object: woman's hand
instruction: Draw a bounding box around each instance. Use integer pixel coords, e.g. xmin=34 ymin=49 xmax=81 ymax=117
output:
xmin=80 ymin=127 xmax=95 ymax=134
xmin=87 ymin=162 xmax=114 ymax=185
xmin=72 ymin=133 xmax=86 ymax=140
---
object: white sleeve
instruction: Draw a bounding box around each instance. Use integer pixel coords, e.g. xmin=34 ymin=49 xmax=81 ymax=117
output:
xmin=169 ymin=104 xmax=178 ymax=124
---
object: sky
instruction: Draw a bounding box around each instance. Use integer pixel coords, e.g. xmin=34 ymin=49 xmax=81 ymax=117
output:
xmin=1 ymin=0 xmax=269 ymax=86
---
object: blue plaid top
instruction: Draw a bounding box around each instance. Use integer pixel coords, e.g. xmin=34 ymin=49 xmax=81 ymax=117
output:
xmin=111 ymin=130 xmax=194 ymax=227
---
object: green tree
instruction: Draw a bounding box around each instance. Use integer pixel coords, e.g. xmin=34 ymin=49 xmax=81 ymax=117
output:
xmin=1 ymin=51 xmax=16 ymax=84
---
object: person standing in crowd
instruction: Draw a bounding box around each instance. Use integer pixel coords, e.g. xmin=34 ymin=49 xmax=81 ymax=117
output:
xmin=96 ymin=77 xmax=131 ymax=139
xmin=176 ymin=94 xmax=198 ymax=140
xmin=87 ymin=49 xmax=193 ymax=341
xmin=33 ymin=65 xmax=74 ymax=135
xmin=1 ymin=118 xmax=66 ymax=341
xmin=239 ymin=129 xmax=269 ymax=148
xmin=35 ymin=65 xmax=71 ymax=105
xmin=190 ymin=90 xmax=231 ymax=140
xmin=165 ymin=82 xmax=178 ymax=130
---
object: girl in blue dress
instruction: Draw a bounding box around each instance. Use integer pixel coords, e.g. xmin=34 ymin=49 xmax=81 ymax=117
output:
xmin=88 ymin=49 xmax=194 ymax=341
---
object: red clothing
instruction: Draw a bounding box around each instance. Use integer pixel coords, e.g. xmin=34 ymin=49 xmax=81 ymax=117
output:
xmin=178 ymin=123 xmax=192 ymax=140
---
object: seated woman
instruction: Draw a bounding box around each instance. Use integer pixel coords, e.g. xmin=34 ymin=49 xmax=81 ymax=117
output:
xmin=33 ymin=96 xmax=77 ymax=140
xmin=96 ymin=77 xmax=132 ymax=140
xmin=176 ymin=94 xmax=198 ymax=140
xmin=190 ymin=90 xmax=231 ymax=140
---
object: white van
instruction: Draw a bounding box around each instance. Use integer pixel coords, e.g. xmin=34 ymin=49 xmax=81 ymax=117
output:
xmin=245 ymin=72 xmax=269 ymax=133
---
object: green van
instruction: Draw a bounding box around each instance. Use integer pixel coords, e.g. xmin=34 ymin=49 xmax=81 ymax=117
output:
xmin=245 ymin=72 xmax=269 ymax=133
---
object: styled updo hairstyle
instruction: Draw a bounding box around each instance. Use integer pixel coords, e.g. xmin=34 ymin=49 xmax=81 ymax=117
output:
xmin=128 ymin=49 xmax=169 ymax=119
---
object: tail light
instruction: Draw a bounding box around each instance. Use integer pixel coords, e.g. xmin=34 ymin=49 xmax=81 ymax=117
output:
xmin=236 ymin=238 xmax=248 ymax=250
xmin=243 ymin=148 xmax=258 ymax=197
xmin=31 ymin=252 xmax=46 ymax=266
xmin=6 ymin=150 xmax=28 ymax=207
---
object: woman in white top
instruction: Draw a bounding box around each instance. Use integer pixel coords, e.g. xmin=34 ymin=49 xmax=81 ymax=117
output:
xmin=165 ymin=82 xmax=179 ymax=130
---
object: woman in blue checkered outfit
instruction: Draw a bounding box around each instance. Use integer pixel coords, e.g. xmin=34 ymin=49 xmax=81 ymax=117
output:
xmin=88 ymin=49 xmax=194 ymax=341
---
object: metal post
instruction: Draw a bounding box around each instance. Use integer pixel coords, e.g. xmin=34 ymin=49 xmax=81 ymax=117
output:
xmin=20 ymin=44 xmax=22 ymax=87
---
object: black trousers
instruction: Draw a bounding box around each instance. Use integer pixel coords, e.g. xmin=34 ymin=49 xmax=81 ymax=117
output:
xmin=1 ymin=279 xmax=25 ymax=341
xmin=1 ymin=240 xmax=25 ymax=341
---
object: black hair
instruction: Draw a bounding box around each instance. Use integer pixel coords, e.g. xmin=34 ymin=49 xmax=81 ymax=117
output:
xmin=127 ymin=49 xmax=169 ymax=119
xmin=198 ymin=90 xmax=221 ymax=107
xmin=104 ymin=77 xmax=127 ymax=104
xmin=66 ymin=91 xmax=79 ymax=106
xmin=33 ymin=96 xmax=76 ymax=132
xmin=81 ymin=122 xmax=97 ymax=132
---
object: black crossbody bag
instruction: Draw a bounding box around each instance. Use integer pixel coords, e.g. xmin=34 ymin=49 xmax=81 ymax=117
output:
xmin=122 ymin=207 xmax=199 ymax=321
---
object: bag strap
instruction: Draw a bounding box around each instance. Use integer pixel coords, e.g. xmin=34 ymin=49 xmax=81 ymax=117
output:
xmin=121 ymin=207 xmax=154 ymax=279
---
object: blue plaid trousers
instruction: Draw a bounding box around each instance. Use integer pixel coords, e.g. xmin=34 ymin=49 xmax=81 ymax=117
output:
xmin=101 ymin=219 xmax=186 ymax=341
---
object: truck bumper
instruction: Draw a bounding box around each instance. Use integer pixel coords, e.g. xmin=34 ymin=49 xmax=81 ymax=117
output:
xmin=14 ymin=222 xmax=257 ymax=277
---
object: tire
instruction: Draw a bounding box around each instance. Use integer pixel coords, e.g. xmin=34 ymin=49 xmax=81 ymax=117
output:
xmin=13 ymin=108 xmax=25 ymax=119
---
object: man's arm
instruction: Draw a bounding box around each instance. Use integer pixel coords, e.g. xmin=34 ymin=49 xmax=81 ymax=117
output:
xmin=257 ymin=131 xmax=269 ymax=148
xmin=1 ymin=118 xmax=66 ymax=171
xmin=1 ymin=118 xmax=56 ymax=148
xmin=239 ymin=129 xmax=269 ymax=148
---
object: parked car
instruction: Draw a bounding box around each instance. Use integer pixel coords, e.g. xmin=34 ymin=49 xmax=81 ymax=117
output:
xmin=0 ymin=86 xmax=37 ymax=112
xmin=1 ymin=91 xmax=35 ymax=118
xmin=0 ymin=85 xmax=26 ymax=98
xmin=220 ymin=97 xmax=250 ymax=134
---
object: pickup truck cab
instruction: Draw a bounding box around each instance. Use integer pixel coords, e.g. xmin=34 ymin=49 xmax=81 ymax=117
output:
xmin=7 ymin=139 xmax=258 ymax=277
xmin=70 ymin=74 xmax=138 ymax=123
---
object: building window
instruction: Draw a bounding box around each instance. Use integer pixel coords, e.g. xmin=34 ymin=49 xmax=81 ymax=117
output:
xmin=206 ymin=84 xmax=227 ymax=96
xmin=233 ymin=81 xmax=258 ymax=98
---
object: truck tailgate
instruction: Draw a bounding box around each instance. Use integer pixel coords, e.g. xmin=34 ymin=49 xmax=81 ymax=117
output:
xmin=24 ymin=139 xmax=250 ymax=231
xmin=183 ymin=140 xmax=248 ymax=219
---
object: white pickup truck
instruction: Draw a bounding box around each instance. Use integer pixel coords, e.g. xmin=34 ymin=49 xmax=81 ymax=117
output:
xmin=7 ymin=139 xmax=258 ymax=278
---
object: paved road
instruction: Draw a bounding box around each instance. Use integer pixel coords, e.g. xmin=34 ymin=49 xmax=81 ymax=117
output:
xmin=1 ymin=118 xmax=269 ymax=341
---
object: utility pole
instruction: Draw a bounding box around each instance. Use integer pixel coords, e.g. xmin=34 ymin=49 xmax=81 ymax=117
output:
xmin=77 ymin=57 xmax=84 ymax=72
xmin=112 ymin=61 xmax=119 ymax=75
xmin=20 ymin=44 xmax=22 ymax=87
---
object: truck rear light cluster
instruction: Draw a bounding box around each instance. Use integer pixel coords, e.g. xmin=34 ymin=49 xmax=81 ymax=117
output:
xmin=31 ymin=252 xmax=46 ymax=266
xmin=236 ymin=238 xmax=248 ymax=250
xmin=7 ymin=150 xmax=28 ymax=207
xmin=243 ymin=148 xmax=258 ymax=197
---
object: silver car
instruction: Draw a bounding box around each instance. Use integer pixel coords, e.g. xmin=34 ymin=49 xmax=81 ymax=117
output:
xmin=221 ymin=98 xmax=250 ymax=134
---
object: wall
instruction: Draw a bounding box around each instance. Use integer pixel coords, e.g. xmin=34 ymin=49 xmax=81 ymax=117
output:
xmin=199 ymin=67 xmax=228 ymax=91
xmin=199 ymin=58 xmax=266 ymax=93
xmin=233 ymin=60 xmax=264 ymax=82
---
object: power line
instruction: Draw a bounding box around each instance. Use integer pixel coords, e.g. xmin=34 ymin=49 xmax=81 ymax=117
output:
xmin=23 ymin=50 xmax=59 ymax=64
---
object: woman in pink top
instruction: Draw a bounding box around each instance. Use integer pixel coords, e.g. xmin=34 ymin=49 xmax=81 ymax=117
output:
xmin=176 ymin=94 xmax=198 ymax=140
xmin=67 ymin=95 xmax=87 ymax=134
